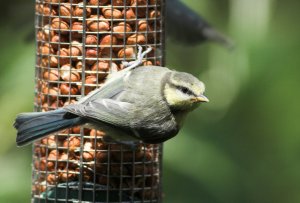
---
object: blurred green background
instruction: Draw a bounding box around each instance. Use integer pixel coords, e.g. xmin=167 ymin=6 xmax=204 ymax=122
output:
xmin=0 ymin=0 xmax=300 ymax=202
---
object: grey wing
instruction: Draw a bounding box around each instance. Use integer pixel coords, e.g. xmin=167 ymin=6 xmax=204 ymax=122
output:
xmin=77 ymin=66 xmax=133 ymax=104
xmin=77 ymin=77 xmax=125 ymax=104
xmin=64 ymin=99 xmax=134 ymax=128
xmin=77 ymin=66 xmax=169 ymax=104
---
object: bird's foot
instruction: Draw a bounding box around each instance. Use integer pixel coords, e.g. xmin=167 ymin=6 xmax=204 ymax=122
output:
xmin=122 ymin=45 xmax=152 ymax=69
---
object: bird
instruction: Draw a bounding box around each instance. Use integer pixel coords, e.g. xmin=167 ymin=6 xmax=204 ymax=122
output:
xmin=166 ymin=0 xmax=234 ymax=49
xmin=14 ymin=47 xmax=209 ymax=147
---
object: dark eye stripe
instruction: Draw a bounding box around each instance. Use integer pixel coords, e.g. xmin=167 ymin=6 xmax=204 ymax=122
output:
xmin=177 ymin=86 xmax=197 ymax=96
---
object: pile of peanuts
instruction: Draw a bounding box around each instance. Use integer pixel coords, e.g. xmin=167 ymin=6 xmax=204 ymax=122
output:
xmin=33 ymin=0 xmax=162 ymax=201
xmin=33 ymin=131 xmax=160 ymax=199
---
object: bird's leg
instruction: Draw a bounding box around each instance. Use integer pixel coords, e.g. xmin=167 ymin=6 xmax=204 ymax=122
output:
xmin=122 ymin=45 xmax=152 ymax=69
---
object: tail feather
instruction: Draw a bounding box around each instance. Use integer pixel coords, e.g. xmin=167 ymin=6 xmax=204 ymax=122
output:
xmin=14 ymin=109 xmax=83 ymax=147
xmin=14 ymin=111 xmax=55 ymax=129
xmin=14 ymin=110 xmax=63 ymax=132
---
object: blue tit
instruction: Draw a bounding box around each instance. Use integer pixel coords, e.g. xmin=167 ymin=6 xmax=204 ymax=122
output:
xmin=166 ymin=0 xmax=234 ymax=49
xmin=14 ymin=48 xmax=208 ymax=146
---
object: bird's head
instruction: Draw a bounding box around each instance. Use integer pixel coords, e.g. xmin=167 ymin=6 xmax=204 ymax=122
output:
xmin=164 ymin=71 xmax=209 ymax=111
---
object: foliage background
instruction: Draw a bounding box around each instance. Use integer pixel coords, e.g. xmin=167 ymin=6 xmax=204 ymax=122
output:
xmin=0 ymin=0 xmax=299 ymax=202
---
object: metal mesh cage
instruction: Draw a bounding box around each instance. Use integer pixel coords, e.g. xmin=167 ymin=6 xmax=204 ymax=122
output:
xmin=33 ymin=0 xmax=164 ymax=202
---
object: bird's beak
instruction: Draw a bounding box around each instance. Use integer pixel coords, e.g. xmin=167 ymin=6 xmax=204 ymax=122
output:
xmin=194 ymin=95 xmax=209 ymax=103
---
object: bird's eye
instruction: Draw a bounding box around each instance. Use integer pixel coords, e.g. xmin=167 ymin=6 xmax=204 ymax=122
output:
xmin=181 ymin=87 xmax=189 ymax=94
xmin=179 ymin=86 xmax=193 ymax=95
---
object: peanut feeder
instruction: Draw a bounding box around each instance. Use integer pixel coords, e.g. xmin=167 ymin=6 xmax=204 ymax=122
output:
xmin=33 ymin=0 xmax=165 ymax=202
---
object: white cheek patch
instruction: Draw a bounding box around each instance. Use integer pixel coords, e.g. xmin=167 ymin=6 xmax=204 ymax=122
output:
xmin=176 ymin=89 xmax=190 ymax=101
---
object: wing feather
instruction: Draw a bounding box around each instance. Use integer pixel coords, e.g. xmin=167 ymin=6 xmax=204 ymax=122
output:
xmin=65 ymin=99 xmax=133 ymax=127
xmin=77 ymin=69 xmax=132 ymax=104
